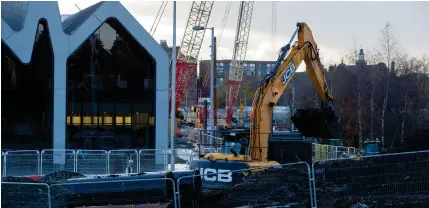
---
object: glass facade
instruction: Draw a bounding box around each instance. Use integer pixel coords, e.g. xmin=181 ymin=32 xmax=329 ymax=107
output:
xmin=1 ymin=20 xmax=54 ymax=150
xmin=217 ymin=63 xmax=224 ymax=77
xmin=216 ymin=77 xmax=224 ymax=87
xmin=249 ymin=63 xmax=256 ymax=76
xmin=66 ymin=19 xmax=156 ymax=150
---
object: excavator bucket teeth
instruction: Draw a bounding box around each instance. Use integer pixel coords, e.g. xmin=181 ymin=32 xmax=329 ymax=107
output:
xmin=291 ymin=107 xmax=342 ymax=139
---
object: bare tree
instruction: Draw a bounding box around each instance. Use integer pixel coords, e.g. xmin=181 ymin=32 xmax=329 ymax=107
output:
xmin=378 ymin=22 xmax=399 ymax=149
xmin=357 ymin=77 xmax=363 ymax=148
xmin=399 ymin=94 xmax=412 ymax=145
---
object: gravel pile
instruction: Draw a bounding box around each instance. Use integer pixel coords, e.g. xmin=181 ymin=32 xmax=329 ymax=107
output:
xmin=198 ymin=166 xmax=311 ymax=208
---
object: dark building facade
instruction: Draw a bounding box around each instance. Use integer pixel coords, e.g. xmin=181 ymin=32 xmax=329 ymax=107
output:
xmin=1 ymin=1 xmax=169 ymax=162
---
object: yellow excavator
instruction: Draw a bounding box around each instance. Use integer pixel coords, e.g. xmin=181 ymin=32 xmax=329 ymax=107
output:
xmin=190 ymin=22 xmax=342 ymax=185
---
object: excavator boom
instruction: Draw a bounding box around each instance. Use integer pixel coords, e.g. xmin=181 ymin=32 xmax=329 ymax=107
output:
xmin=250 ymin=22 xmax=342 ymax=161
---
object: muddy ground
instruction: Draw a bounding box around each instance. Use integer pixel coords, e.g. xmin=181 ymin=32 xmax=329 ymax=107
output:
xmin=196 ymin=165 xmax=312 ymax=208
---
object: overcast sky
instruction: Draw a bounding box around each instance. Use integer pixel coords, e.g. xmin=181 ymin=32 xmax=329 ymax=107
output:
xmin=58 ymin=1 xmax=429 ymax=67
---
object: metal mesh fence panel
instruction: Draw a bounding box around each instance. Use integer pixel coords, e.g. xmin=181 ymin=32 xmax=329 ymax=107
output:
xmin=2 ymin=151 xmax=5 ymax=177
xmin=41 ymin=150 xmax=75 ymax=175
xmin=313 ymin=150 xmax=429 ymax=208
xmin=108 ymin=149 xmax=138 ymax=174
xmin=1 ymin=182 xmax=51 ymax=208
xmin=178 ymin=162 xmax=312 ymax=208
xmin=139 ymin=149 xmax=167 ymax=172
xmin=313 ymin=144 xmax=356 ymax=160
xmin=75 ymin=150 xmax=107 ymax=176
xmin=168 ymin=149 xmax=193 ymax=171
xmin=4 ymin=150 xmax=40 ymax=176
xmin=49 ymin=178 xmax=176 ymax=208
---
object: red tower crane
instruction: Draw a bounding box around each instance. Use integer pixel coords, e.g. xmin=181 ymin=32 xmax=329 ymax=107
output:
xmin=226 ymin=1 xmax=254 ymax=124
xmin=170 ymin=1 xmax=214 ymax=115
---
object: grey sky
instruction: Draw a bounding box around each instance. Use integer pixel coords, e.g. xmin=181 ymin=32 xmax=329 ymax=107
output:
xmin=59 ymin=1 xmax=429 ymax=67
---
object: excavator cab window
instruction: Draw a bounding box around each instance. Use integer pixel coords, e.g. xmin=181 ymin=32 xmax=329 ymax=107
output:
xmin=222 ymin=142 xmax=241 ymax=154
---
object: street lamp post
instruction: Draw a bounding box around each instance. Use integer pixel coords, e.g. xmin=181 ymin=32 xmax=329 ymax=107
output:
xmin=193 ymin=25 xmax=215 ymax=152
xmin=170 ymin=1 xmax=177 ymax=171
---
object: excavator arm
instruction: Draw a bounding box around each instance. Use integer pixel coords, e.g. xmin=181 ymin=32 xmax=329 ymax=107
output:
xmin=250 ymin=22 xmax=342 ymax=161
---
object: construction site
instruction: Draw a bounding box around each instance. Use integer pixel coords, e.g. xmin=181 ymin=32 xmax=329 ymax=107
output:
xmin=1 ymin=1 xmax=429 ymax=208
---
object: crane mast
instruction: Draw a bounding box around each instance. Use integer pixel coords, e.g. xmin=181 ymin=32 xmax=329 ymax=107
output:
xmin=171 ymin=1 xmax=214 ymax=113
xmin=226 ymin=1 xmax=254 ymax=124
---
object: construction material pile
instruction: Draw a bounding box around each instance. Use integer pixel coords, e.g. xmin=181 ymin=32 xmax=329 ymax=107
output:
xmin=198 ymin=165 xmax=311 ymax=207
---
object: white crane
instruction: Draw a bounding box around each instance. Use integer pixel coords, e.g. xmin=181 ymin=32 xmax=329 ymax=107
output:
xmin=226 ymin=1 xmax=254 ymax=124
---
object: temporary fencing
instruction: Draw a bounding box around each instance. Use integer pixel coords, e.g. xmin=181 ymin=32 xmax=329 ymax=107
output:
xmin=2 ymin=178 xmax=177 ymax=208
xmin=198 ymin=130 xmax=224 ymax=150
xmin=75 ymin=150 xmax=108 ymax=175
xmin=3 ymin=150 xmax=40 ymax=177
xmin=1 ymin=182 xmax=51 ymax=208
xmin=50 ymin=178 xmax=177 ymax=208
xmin=139 ymin=149 xmax=168 ymax=172
xmin=1 ymin=148 xmax=197 ymax=177
xmin=1 ymin=151 xmax=4 ymax=177
xmin=312 ymin=150 xmax=429 ymax=208
xmin=312 ymin=144 xmax=356 ymax=160
xmin=176 ymin=162 xmax=313 ymax=208
xmin=167 ymin=149 xmax=194 ymax=171
xmin=107 ymin=149 xmax=139 ymax=174
xmin=41 ymin=149 xmax=75 ymax=175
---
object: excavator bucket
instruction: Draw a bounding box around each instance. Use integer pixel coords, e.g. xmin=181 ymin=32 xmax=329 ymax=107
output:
xmin=291 ymin=106 xmax=342 ymax=139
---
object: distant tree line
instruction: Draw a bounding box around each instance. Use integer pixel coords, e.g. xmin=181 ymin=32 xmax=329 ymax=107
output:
xmin=284 ymin=22 xmax=429 ymax=149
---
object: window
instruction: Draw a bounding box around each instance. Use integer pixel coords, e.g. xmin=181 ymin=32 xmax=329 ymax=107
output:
xmin=266 ymin=64 xmax=274 ymax=74
xmin=217 ymin=62 xmax=224 ymax=76
xmin=2 ymin=20 xmax=54 ymax=150
xmin=249 ymin=63 xmax=256 ymax=76
xmin=244 ymin=63 xmax=250 ymax=76
xmin=216 ymin=77 xmax=224 ymax=86
xmin=224 ymin=63 xmax=231 ymax=74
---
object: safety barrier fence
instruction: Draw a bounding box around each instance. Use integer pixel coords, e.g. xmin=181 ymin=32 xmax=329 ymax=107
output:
xmin=1 ymin=182 xmax=51 ymax=208
xmin=1 ymin=178 xmax=176 ymax=208
xmin=1 ymin=148 xmax=197 ymax=177
xmin=312 ymin=143 xmax=356 ymax=160
xmin=312 ymin=150 xmax=429 ymax=208
xmin=2 ymin=150 xmax=429 ymax=208
xmin=1 ymin=162 xmax=311 ymax=208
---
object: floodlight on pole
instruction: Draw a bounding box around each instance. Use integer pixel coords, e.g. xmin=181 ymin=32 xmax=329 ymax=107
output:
xmin=193 ymin=25 xmax=215 ymax=152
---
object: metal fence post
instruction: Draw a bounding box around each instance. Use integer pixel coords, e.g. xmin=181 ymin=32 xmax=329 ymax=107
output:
xmin=74 ymin=151 xmax=77 ymax=172
xmin=107 ymin=151 xmax=110 ymax=175
xmin=3 ymin=151 xmax=7 ymax=177
xmin=312 ymin=161 xmax=318 ymax=208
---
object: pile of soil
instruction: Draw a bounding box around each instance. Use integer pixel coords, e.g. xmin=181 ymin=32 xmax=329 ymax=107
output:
xmin=2 ymin=171 xmax=86 ymax=184
xmin=198 ymin=166 xmax=311 ymax=207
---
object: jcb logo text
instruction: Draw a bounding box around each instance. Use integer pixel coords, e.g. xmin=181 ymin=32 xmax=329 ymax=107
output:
xmin=200 ymin=168 xmax=233 ymax=183
xmin=281 ymin=63 xmax=296 ymax=85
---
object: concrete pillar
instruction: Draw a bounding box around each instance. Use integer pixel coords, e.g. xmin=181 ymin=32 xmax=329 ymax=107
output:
xmin=52 ymin=55 xmax=67 ymax=166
